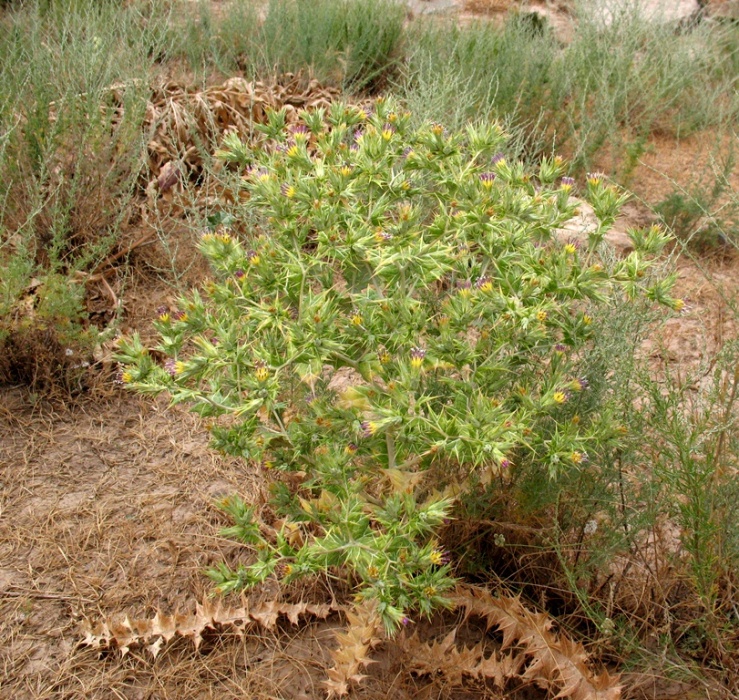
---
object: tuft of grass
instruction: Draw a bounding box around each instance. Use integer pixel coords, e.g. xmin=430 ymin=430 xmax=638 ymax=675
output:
xmin=255 ymin=0 xmax=406 ymax=91
xmin=400 ymin=3 xmax=739 ymax=173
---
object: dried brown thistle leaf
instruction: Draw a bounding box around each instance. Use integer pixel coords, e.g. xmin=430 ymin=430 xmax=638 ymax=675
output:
xmin=452 ymin=585 xmax=622 ymax=700
xmin=81 ymin=597 xmax=338 ymax=657
xmin=325 ymin=599 xmax=383 ymax=698
xmin=398 ymin=627 xmax=523 ymax=688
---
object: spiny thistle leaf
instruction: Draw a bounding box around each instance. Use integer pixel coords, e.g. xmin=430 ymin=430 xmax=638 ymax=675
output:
xmin=81 ymin=598 xmax=338 ymax=656
xmin=325 ymin=599 xmax=384 ymax=698
xmin=398 ymin=627 xmax=524 ymax=688
xmin=446 ymin=585 xmax=622 ymax=700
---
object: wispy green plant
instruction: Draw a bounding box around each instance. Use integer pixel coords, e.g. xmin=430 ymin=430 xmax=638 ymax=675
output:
xmin=400 ymin=4 xmax=739 ymax=174
xmin=634 ymin=347 xmax=739 ymax=635
xmin=0 ymin=0 xmax=172 ymax=385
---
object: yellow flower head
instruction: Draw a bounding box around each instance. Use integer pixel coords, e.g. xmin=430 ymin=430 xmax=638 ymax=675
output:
xmin=476 ymin=276 xmax=493 ymax=293
xmin=254 ymin=360 xmax=269 ymax=382
xmin=553 ymin=391 xmax=568 ymax=405
xmin=360 ymin=420 xmax=379 ymax=437
xmin=410 ymin=346 xmax=426 ymax=368
xmin=429 ymin=550 xmax=445 ymax=566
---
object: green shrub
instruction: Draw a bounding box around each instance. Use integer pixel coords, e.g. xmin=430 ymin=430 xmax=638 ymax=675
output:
xmin=117 ymin=99 xmax=679 ymax=632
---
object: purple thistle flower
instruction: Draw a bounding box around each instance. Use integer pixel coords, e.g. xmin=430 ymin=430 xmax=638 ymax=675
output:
xmin=561 ymin=176 xmax=576 ymax=188
xmin=491 ymin=152 xmax=506 ymax=165
xmin=155 ymin=305 xmax=168 ymax=317
xmin=360 ymin=421 xmax=377 ymax=438
xmin=410 ymin=346 xmax=426 ymax=368
xmin=401 ymin=616 xmax=411 ymax=626
xmin=479 ymin=172 xmax=496 ymax=186
xmin=234 ymin=269 xmax=245 ymax=280
xmin=457 ymin=279 xmax=472 ymax=297
xmin=402 ymin=146 xmax=413 ymax=158
xmin=500 ymin=458 xmax=512 ymax=469
xmin=171 ymin=310 xmax=186 ymax=322
xmin=354 ymin=129 xmax=364 ymax=141
xmin=164 ymin=359 xmax=178 ymax=377
xmin=290 ymin=124 xmax=309 ymax=135
xmin=475 ymin=276 xmax=493 ymax=292
xmin=554 ymin=343 xmax=567 ymax=354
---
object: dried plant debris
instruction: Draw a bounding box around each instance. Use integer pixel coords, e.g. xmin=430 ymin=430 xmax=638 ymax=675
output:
xmin=80 ymin=587 xmax=620 ymax=699
xmin=81 ymin=596 xmax=338 ymax=657
xmin=450 ymin=585 xmax=622 ymax=699
xmin=399 ymin=626 xmax=525 ymax=688
xmin=142 ymin=73 xmax=341 ymax=191
xmin=325 ymin=600 xmax=384 ymax=698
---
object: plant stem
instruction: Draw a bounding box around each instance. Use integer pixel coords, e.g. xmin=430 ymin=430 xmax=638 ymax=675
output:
xmin=386 ymin=427 xmax=396 ymax=469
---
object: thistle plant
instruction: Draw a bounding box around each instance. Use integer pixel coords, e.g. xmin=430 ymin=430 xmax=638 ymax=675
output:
xmin=116 ymin=98 xmax=678 ymax=634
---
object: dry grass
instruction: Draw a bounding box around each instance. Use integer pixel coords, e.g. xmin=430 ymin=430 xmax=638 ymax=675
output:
xmin=0 ymin=389 xmax=264 ymax=698
xmin=0 ymin=389 xmax=530 ymax=700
